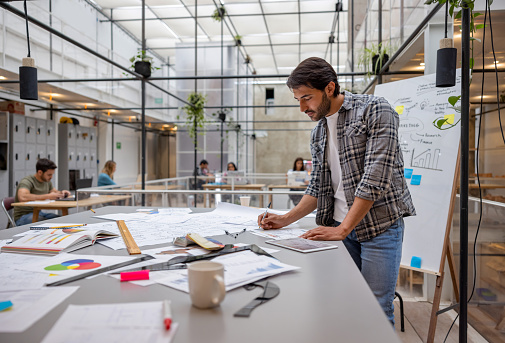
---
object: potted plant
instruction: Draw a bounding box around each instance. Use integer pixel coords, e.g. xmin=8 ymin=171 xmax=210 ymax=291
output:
xmin=178 ymin=92 xmax=207 ymax=139
xmin=357 ymin=42 xmax=392 ymax=77
xmin=234 ymin=35 xmax=242 ymax=46
xmin=129 ymin=50 xmax=160 ymax=78
xmin=211 ymin=6 xmax=226 ymax=22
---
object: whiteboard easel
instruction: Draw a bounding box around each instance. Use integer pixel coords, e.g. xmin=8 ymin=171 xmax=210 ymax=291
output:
xmin=374 ymin=71 xmax=462 ymax=342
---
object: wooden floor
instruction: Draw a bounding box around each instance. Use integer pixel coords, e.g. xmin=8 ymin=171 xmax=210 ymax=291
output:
xmin=394 ymin=300 xmax=492 ymax=342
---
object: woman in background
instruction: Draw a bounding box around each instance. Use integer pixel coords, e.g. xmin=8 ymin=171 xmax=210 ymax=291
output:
xmin=227 ymin=162 xmax=238 ymax=171
xmin=98 ymin=160 xmax=117 ymax=186
xmin=287 ymin=157 xmax=310 ymax=206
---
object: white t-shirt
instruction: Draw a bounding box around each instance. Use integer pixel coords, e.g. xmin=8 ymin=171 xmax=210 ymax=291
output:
xmin=325 ymin=112 xmax=349 ymax=222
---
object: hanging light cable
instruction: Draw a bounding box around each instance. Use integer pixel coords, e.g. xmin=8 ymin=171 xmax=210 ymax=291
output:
xmin=19 ymin=0 xmax=38 ymax=100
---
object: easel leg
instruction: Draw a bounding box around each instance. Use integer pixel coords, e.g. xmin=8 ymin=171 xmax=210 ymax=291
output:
xmin=428 ymin=273 xmax=445 ymax=343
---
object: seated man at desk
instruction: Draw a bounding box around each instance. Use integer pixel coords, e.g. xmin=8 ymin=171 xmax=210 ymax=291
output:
xmin=14 ymin=158 xmax=71 ymax=226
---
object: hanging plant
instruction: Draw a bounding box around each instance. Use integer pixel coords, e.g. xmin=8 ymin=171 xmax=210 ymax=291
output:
xmin=126 ymin=50 xmax=160 ymax=78
xmin=357 ymin=42 xmax=392 ymax=78
xmin=178 ymin=92 xmax=207 ymax=139
xmin=234 ymin=35 xmax=242 ymax=46
xmin=212 ymin=6 xmax=226 ymax=22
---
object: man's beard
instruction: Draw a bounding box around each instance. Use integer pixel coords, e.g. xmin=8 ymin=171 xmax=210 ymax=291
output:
xmin=312 ymin=92 xmax=331 ymax=121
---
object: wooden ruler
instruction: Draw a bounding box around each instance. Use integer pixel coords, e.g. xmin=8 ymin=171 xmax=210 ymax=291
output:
xmin=116 ymin=220 xmax=141 ymax=255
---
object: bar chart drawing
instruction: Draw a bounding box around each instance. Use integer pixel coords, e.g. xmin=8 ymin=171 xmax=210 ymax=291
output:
xmin=411 ymin=148 xmax=442 ymax=171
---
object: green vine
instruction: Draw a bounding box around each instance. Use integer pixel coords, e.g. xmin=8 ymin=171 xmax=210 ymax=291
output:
xmin=178 ymin=92 xmax=207 ymax=139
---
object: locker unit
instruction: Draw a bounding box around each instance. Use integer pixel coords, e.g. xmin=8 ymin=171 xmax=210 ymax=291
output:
xmin=58 ymin=124 xmax=98 ymax=191
xmin=7 ymin=113 xmax=59 ymax=197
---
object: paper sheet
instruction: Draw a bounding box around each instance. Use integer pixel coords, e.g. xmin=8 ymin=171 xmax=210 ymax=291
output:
xmin=41 ymin=301 xmax=178 ymax=343
xmin=0 ymin=253 xmax=51 ymax=291
xmin=0 ymin=286 xmax=79 ymax=332
xmin=155 ymin=250 xmax=299 ymax=293
xmin=16 ymin=253 xmax=138 ymax=283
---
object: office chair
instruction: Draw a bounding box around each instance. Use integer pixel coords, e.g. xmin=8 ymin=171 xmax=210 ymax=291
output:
xmin=395 ymin=291 xmax=405 ymax=332
xmin=1 ymin=197 xmax=16 ymax=229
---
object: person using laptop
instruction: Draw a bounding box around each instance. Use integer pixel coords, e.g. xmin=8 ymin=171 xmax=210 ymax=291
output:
xmin=98 ymin=160 xmax=117 ymax=187
xmin=14 ymin=158 xmax=71 ymax=226
xmin=287 ymin=157 xmax=310 ymax=206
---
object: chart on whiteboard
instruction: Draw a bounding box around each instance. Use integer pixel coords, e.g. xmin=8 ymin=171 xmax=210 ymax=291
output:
xmin=375 ymin=70 xmax=461 ymax=274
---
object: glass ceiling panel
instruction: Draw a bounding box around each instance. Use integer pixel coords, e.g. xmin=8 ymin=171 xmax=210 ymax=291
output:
xmin=299 ymin=0 xmax=339 ymax=12
xmin=113 ymin=7 xmax=157 ymax=19
xmin=231 ymin=17 xmax=268 ymax=35
xmin=146 ymin=0 xmax=185 ymax=5
xmin=164 ymin=19 xmax=204 ymax=38
xmin=225 ymin=3 xmax=263 ymax=15
xmin=265 ymin=15 xmax=299 ymax=34
xmin=151 ymin=6 xmax=192 ymax=18
xmin=244 ymin=46 xmax=274 ymax=56
xmin=239 ymin=35 xmax=271 ymax=45
xmin=269 ymin=34 xmax=300 ymax=45
xmin=262 ymin=2 xmax=299 ymax=13
xmin=94 ymin=0 xmax=141 ymax=8
xmin=301 ymin=13 xmax=334 ymax=32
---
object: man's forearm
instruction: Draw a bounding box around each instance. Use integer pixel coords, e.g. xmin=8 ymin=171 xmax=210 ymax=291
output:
xmin=340 ymin=197 xmax=374 ymax=232
xmin=284 ymin=194 xmax=317 ymax=223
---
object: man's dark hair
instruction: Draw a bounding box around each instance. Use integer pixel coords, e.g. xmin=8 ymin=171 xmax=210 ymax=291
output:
xmin=199 ymin=159 xmax=208 ymax=166
xmin=286 ymin=57 xmax=340 ymax=97
xmin=36 ymin=158 xmax=57 ymax=173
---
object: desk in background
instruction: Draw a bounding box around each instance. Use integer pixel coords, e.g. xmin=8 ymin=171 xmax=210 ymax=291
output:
xmin=11 ymin=195 xmax=131 ymax=223
xmin=266 ymin=184 xmax=307 ymax=207
xmin=0 ymin=206 xmax=400 ymax=343
xmin=202 ymin=184 xmax=266 ymax=207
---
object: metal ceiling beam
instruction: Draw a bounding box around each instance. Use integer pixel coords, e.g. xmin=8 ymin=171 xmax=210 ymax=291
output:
xmin=0 ymin=70 xmax=428 ymax=85
xmin=257 ymin=0 xmax=279 ymax=74
xmin=99 ymin=10 xmax=346 ymax=22
xmin=179 ymin=0 xmax=212 ymax=41
xmin=150 ymin=41 xmax=349 ymax=50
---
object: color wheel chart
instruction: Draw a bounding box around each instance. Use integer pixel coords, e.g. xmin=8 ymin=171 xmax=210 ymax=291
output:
xmin=45 ymin=259 xmax=102 ymax=271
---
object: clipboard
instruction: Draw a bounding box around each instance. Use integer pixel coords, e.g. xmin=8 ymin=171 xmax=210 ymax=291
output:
xmin=116 ymin=220 xmax=141 ymax=255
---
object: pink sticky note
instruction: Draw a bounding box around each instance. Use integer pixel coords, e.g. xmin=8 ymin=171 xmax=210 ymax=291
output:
xmin=120 ymin=270 xmax=150 ymax=282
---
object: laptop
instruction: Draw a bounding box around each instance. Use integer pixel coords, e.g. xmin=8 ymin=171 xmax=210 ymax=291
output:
xmin=75 ymin=178 xmax=93 ymax=200
xmin=226 ymin=171 xmax=247 ymax=185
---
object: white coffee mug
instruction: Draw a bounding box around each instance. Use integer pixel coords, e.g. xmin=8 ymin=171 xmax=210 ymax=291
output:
xmin=240 ymin=196 xmax=251 ymax=207
xmin=188 ymin=261 xmax=226 ymax=309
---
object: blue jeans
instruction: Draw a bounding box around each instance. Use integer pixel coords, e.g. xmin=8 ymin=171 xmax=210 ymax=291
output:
xmin=342 ymin=217 xmax=404 ymax=326
xmin=15 ymin=212 xmax=60 ymax=226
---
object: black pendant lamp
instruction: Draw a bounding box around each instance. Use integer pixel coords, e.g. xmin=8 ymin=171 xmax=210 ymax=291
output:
xmin=436 ymin=2 xmax=457 ymax=88
xmin=19 ymin=0 xmax=38 ymax=100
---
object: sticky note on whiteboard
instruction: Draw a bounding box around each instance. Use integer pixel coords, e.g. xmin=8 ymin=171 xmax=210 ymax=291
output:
xmin=411 ymin=256 xmax=422 ymax=269
xmin=404 ymin=168 xmax=413 ymax=179
xmin=410 ymin=175 xmax=422 ymax=185
xmin=444 ymin=114 xmax=455 ymax=124
xmin=395 ymin=105 xmax=404 ymax=115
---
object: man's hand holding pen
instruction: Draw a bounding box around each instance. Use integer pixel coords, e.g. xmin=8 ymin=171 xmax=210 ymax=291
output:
xmin=257 ymin=212 xmax=289 ymax=230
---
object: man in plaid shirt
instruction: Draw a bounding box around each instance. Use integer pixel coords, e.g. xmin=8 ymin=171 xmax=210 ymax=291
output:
xmin=258 ymin=57 xmax=415 ymax=325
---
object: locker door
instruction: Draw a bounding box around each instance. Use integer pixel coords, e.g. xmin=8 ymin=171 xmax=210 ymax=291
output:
xmin=89 ymin=128 xmax=97 ymax=149
xmin=76 ymin=148 xmax=83 ymax=169
xmin=46 ymin=145 xmax=55 ymax=162
xmin=12 ymin=144 xmax=25 ymax=170
xmin=25 ymin=144 xmax=36 ymax=170
xmin=12 ymin=114 xmax=25 ymax=143
xmin=67 ymin=126 xmax=76 ymax=147
xmin=25 ymin=117 xmax=37 ymax=144
xmin=37 ymin=145 xmax=47 ymax=161
xmin=36 ymin=119 xmax=46 ymax=144
xmin=12 ymin=171 xmax=25 ymax=197
xmin=83 ymin=148 xmax=90 ymax=169
xmin=68 ymin=150 xmax=76 ymax=169
xmin=46 ymin=122 xmax=56 ymax=145
xmin=81 ymin=127 xmax=90 ymax=148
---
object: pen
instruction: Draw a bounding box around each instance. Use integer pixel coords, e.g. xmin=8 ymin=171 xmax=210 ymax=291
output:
xmin=90 ymin=209 xmax=96 ymax=213
xmin=163 ymin=300 xmax=172 ymax=330
xmin=43 ymin=224 xmax=87 ymax=229
xmin=258 ymin=201 xmax=272 ymax=229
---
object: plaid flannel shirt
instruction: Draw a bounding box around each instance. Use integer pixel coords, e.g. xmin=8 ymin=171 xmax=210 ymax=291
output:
xmin=306 ymin=91 xmax=416 ymax=242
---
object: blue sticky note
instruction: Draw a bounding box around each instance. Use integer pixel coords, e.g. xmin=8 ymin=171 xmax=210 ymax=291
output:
xmin=404 ymin=168 xmax=413 ymax=179
xmin=410 ymin=175 xmax=422 ymax=185
xmin=411 ymin=256 xmax=422 ymax=269
xmin=0 ymin=300 xmax=13 ymax=312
